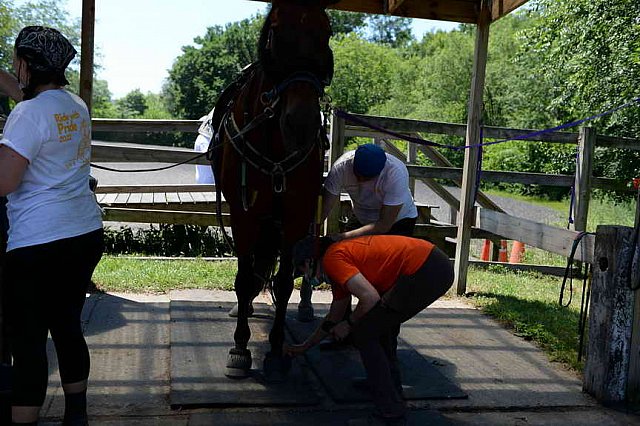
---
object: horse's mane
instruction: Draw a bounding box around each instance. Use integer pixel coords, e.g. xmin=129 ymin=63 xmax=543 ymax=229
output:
xmin=257 ymin=9 xmax=273 ymax=70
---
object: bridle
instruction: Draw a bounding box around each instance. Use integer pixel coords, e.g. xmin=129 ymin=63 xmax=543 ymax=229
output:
xmin=223 ymin=67 xmax=328 ymax=209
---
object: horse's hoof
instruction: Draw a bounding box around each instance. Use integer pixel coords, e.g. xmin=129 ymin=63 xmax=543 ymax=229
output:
xmin=263 ymin=351 xmax=292 ymax=383
xmin=228 ymin=302 xmax=254 ymax=318
xmin=297 ymin=304 xmax=314 ymax=323
xmin=225 ymin=347 xmax=252 ymax=378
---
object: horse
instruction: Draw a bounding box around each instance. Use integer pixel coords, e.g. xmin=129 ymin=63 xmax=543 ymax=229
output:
xmin=210 ymin=0 xmax=335 ymax=382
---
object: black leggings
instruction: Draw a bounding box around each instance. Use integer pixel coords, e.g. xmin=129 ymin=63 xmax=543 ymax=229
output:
xmin=351 ymin=247 xmax=454 ymax=417
xmin=3 ymin=229 xmax=103 ymax=406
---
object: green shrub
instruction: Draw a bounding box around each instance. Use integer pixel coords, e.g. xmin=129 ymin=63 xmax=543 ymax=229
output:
xmin=104 ymin=224 xmax=232 ymax=257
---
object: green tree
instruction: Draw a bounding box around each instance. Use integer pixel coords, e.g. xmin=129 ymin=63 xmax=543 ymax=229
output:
xmin=328 ymin=33 xmax=399 ymax=114
xmin=327 ymin=10 xmax=366 ymax=35
xmin=518 ymin=0 xmax=640 ymax=197
xmin=117 ymin=89 xmax=147 ymax=117
xmin=165 ymin=15 xmax=263 ymax=119
xmin=366 ymin=15 xmax=413 ymax=47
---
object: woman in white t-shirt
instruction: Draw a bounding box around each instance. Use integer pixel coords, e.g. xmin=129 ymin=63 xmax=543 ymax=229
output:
xmin=0 ymin=26 xmax=103 ymax=426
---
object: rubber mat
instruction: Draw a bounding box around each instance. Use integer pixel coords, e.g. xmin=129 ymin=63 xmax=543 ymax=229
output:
xmin=170 ymin=301 xmax=319 ymax=408
xmin=285 ymin=309 xmax=467 ymax=403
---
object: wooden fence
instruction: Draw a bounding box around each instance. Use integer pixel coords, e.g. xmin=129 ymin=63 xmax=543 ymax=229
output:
xmin=2 ymin=112 xmax=640 ymax=404
xmin=4 ymin=112 xmax=635 ymax=271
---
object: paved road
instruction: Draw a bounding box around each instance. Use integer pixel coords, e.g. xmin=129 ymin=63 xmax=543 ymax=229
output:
xmin=92 ymin=162 xmax=566 ymax=226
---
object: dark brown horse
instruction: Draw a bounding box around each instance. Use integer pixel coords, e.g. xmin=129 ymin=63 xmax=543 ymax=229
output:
xmin=211 ymin=0 xmax=334 ymax=382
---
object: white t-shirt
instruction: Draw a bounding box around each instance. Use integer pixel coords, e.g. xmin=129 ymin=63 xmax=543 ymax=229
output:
xmin=324 ymin=150 xmax=417 ymax=224
xmin=0 ymin=89 xmax=103 ymax=251
xmin=194 ymin=109 xmax=215 ymax=184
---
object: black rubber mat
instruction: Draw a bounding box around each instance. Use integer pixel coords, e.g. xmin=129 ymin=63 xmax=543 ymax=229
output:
xmin=286 ymin=309 xmax=467 ymax=403
xmin=170 ymin=301 xmax=319 ymax=408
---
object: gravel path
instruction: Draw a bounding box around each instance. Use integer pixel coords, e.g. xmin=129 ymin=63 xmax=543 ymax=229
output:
xmin=413 ymin=181 xmax=566 ymax=226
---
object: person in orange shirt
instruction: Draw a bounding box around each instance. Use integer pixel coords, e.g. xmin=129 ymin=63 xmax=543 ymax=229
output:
xmin=285 ymin=235 xmax=453 ymax=425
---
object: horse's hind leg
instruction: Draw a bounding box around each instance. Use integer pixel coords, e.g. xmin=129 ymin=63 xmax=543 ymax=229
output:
xmin=226 ymin=255 xmax=255 ymax=378
xmin=263 ymin=249 xmax=294 ymax=383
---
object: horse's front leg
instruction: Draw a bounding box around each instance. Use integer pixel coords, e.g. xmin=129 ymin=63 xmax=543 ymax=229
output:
xmin=264 ymin=249 xmax=294 ymax=382
xmin=226 ymin=254 xmax=256 ymax=378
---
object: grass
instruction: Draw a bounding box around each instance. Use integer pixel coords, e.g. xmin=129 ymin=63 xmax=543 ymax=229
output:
xmin=465 ymin=265 xmax=588 ymax=373
xmin=94 ymin=256 xmax=237 ymax=293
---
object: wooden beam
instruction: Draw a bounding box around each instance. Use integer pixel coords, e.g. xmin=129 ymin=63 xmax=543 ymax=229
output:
xmin=95 ymin=184 xmax=217 ymax=194
xmin=476 ymin=207 xmax=595 ymax=263
xmin=251 ymin=0 xmax=479 ymax=23
xmin=342 ymin=113 xmax=578 ymax=143
xmin=385 ymin=0 xmax=407 ymax=14
xmin=79 ymin=0 xmax=95 ymax=112
xmin=416 ymin=144 xmax=504 ymax=212
xmin=454 ymin=1 xmax=491 ymax=295
xmin=91 ymin=141 xmax=210 ymax=165
xmin=102 ymin=207 xmax=230 ymax=227
xmin=326 ymin=110 xmax=346 ymax=235
xmin=92 ymin=118 xmax=200 ymax=133
xmin=572 ymin=127 xmax=595 ymax=232
xmin=491 ymin=0 xmax=529 ymax=22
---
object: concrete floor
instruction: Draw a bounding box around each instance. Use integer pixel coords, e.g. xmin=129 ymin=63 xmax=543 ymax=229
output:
xmin=38 ymin=290 xmax=639 ymax=425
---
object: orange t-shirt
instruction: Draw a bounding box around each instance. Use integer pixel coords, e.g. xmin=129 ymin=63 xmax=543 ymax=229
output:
xmin=322 ymin=235 xmax=435 ymax=300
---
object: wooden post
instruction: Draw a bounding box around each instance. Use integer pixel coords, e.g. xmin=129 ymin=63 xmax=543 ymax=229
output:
xmin=584 ymin=225 xmax=638 ymax=403
xmin=79 ymin=0 xmax=95 ymax=113
xmin=630 ymin=277 xmax=640 ymax=404
xmin=0 ymin=197 xmax=6 ymax=359
xmin=453 ymin=1 xmax=491 ymax=295
xmin=326 ymin=110 xmax=345 ymax=235
xmin=407 ymin=142 xmax=417 ymax=196
xmin=572 ymin=127 xmax=595 ymax=232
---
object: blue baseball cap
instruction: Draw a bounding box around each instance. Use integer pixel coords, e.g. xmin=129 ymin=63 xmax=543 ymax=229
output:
xmin=353 ymin=144 xmax=386 ymax=178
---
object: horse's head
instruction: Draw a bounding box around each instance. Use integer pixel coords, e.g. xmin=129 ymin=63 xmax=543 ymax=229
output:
xmin=258 ymin=0 xmax=334 ymax=152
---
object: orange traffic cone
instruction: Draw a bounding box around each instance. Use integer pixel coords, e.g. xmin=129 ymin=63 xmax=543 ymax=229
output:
xmin=509 ymin=241 xmax=526 ymax=264
xmin=498 ymin=240 xmax=508 ymax=262
xmin=480 ymin=239 xmax=491 ymax=261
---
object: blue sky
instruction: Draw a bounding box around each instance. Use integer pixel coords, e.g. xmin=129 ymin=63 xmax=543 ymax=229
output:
xmin=41 ymin=0 xmax=458 ymax=98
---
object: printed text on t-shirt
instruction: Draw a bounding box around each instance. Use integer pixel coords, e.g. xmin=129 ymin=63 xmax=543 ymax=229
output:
xmin=54 ymin=111 xmax=80 ymax=143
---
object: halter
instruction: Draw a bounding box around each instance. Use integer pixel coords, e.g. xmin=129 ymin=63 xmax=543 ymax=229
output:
xmin=223 ymin=68 xmax=327 ymax=210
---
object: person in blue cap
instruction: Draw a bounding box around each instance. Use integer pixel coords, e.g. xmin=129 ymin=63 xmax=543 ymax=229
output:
xmin=297 ymin=143 xmax=419 ymax=325
xmin=321 ymin=143 xmax=418 ymax=241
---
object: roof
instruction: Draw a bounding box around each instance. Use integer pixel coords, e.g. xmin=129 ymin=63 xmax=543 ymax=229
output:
xmin=250 ymin=0 xmax=529 ymax=24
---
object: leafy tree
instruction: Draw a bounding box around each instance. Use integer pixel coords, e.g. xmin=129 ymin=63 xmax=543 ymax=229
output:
xmin=327 ymin=10 xmax=366 ymax=35
xmin=327 ymin=33 xmax=398 ymax=114
xmin=117 ymin=89 xmax=147 ymax=117
xmin=366 ymin=15 xmax=413 ymax=47
xmin=165 ymin=15 xmax=263 ymax=119
xmin=518 ymin=0 xmax=640 ymax=197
